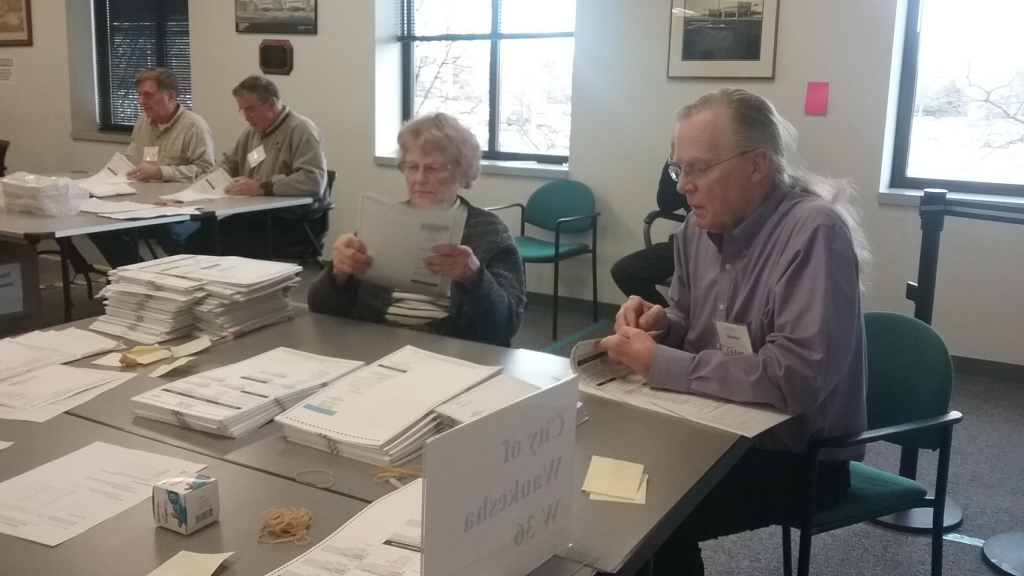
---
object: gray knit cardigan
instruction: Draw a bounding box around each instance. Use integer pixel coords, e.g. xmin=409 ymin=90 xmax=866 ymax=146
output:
xmin=307 ymin=198 xmax=526 ymax=347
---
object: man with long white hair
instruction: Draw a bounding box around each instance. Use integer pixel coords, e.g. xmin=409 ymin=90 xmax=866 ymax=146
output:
xmin=601 ymin=88 xmax=869 ymax=575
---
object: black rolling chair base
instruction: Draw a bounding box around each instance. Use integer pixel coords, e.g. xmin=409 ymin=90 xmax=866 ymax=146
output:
xmin=873 ymin=499 xmax=963 ymax=533
xmin=983 ymin=533 xmax=1024 ymax=576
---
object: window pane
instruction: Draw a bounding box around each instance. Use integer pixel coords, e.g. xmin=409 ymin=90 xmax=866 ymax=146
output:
xmin=907 ymin=0 xmax=1024 ymax=185
xmin=498 ymin=38 xmax=574 ymax=156
xmin=413 ymin=40 xmax=491 ymax=148
xmin=413 ymin=0 xmax=492 ymax=36
xmin=500 ymin=0 xmax=576 ymax=34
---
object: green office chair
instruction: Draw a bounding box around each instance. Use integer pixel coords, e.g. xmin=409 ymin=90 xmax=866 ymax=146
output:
xmin=782 ymin=311 xmax=963 ymax=576
xmin=488 ymin=180 xmax=600 ymax=340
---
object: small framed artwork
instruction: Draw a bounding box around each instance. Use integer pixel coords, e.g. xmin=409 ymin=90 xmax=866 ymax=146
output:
xmin=236 ymin=0 xmax=317 ymax=35
xmin=668 ymin=0 xmax=780 ymax=79
xmin=0 ymin=0 xmax=33 ymax=47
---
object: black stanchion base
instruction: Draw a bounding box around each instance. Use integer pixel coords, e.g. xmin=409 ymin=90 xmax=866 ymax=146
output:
xmin=983 ymin=532 xmax=1024 ymax=576
xmin=873 ymin=499 xmax=963 ymax=533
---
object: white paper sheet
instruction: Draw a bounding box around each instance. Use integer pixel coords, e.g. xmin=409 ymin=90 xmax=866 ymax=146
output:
xmin=357 ymin=192 xmax=468 ymax=297
xmin=0 ymin=441 xmax=11 ymax=451
xmin=0 ymin=441 xmax=205 ymax=546
xmin=80 ymin=198 xmax=156 ymax=214
xmin=0 ymin=373 xmax=133 ymax=423
xmin=433 ymin=373 xmax=540 ymax=425
xmin=0 ymin=365 xmax=122 ymax=409
xmin=570 ymin=338 xmax=791 ymax=437
xmin=99 ymin=206 xmax=199 ymax=220
xmin=12 ymin=327 xmax=122 ymax=359
xmin=158 ymin=168 xmax=232 ymax=203
xmin=0 ymin=339 xmax=77 ymax=381
xmin=264 ymin=480 xmax=423 ymax=576
xmin=79 ymin=153 xmax=136 ymax=197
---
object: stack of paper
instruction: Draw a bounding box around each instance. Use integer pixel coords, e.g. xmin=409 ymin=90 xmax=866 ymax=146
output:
xmin=91 ymin=265 xmax=206 ymax=344
xmin=276 ymin=346 xmax=501 ymax=466
xmin=180 ymin=257 xmax=301 ymax=340
xmin=0 ymin=365 xmax=135 ymax=422
xmin=582 ymin=455 xmax=649 ymax=505
xmin=130 ymin=347 xmax=364 ymax=438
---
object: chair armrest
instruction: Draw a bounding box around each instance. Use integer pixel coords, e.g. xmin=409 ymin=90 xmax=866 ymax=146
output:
xmin=643 ymin=210 xmax=687 ymax=247
xmin=554 ymin=212 xmax=601 ymax=233
xmin=485 ymin=203 xmax=525 ymax=236
xmin=810 ymin=411 xmax=963 ymax=450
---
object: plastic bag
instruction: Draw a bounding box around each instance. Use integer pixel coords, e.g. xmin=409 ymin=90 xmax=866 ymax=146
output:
xmin=0 ymin=172 xmax=88 ymax=217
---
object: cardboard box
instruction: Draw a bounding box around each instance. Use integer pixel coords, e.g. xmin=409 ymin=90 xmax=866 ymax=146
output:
xmin=152 ymin=474 xmax=220 ymax=535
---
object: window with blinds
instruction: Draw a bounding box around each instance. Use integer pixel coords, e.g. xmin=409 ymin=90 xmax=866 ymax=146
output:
xmin=398 ymin=0 xmax=576 ymax=163
xmin=93 ymin=0 xmax=192 ymax=131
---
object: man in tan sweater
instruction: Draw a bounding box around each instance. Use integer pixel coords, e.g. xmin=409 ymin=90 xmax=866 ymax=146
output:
xmin=88 ymin=67 xmax=213 ymax=268
xmin=214 ymin=75 xmax=329 ymax=258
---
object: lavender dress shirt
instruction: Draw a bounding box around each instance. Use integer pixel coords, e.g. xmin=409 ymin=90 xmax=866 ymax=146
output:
xmin=649 ymin=186 xmax=867 ymax=461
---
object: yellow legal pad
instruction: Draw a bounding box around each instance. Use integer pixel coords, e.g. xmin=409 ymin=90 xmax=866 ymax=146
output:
xmin=581 ymin=455 xmax=645 ymax=500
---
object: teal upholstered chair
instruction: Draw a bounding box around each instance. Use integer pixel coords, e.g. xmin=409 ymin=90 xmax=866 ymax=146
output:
xmin=488 ymin=180 xmax=600 ymax=339
xmin=782 ymin=311 xmax=962 ymax=576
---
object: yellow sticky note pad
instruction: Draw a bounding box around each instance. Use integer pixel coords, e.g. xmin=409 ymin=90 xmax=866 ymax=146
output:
xmin=590 ymin=474 xmax=648 ymax=504
xmin=91 ymin=352 xmax=125 ymax=367
xmin=146 ymin=551 xmax=233 ymax=576
xmin=150 ymin=357 xmax=194 ymax=378
xmin=581 ymin=455 xmax=645 ymax=500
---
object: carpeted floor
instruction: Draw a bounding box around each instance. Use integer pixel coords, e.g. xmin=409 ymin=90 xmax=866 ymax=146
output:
xmin=27 ymin=244 xmax=1024 ymax=576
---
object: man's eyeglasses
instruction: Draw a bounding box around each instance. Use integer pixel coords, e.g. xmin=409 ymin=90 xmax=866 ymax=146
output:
xmin=397 ymin=162 xmax=453 ymax=178
xmin=667 ymin=149 xmax=756 ymax=182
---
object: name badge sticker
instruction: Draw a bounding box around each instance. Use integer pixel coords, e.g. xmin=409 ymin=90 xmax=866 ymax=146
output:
xmin=247 ymin=145 xmax=267 ymax=168
xmin=715 ymin=320 xmax=754 ymax=356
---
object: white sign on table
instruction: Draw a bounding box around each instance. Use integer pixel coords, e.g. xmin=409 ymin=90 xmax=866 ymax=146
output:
xmin=422 ymin=375 xmax=577 ymax=576
xmin=0 ymin=262 xmax=23 ymax=315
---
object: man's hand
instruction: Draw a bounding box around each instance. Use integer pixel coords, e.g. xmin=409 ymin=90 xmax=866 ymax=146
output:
xmin=425 ymin=244 xmax=481 ymax=285
xmin=331 ymin=234 xmax=372 ymax=277
xmin=599 ymin=327 xmax=658 ymax=378
xmin=126 ymin=163 xmax=162 ymax=182
xmin=226 ymin=177 xmax=264 ymax=196
xmin=615 ymin=295 xmax=668 ymax=333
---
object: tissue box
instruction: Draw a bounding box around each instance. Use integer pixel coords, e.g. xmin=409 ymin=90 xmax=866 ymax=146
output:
xmin=152 ymin=474 xmax=220 ymax=535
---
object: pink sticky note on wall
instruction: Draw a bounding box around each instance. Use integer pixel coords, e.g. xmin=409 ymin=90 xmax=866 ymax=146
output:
xmin=805 ymin=82 xmax=829 ymax=115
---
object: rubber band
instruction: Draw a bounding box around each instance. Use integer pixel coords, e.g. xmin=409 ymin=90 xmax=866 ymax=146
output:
xmin=258 ymin=508 xmax=312 ymax=545
xmin=369 ymin=466 xmax=422 ymax=484
xmin=295 ymin=468 xmax=335 ymax=489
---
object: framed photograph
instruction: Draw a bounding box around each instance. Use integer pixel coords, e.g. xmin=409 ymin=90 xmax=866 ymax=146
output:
xmin=0 ymin=0 xmax=33 ymax=47
xmin=668 ymin=0 xmax=779 ymax=78
xmin=236 ymin=0 xmax=317 ymax=35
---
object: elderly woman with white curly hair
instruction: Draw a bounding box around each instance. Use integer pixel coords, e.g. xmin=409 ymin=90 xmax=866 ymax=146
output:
xmin=307 ymin=113 xmax=526 ymax=346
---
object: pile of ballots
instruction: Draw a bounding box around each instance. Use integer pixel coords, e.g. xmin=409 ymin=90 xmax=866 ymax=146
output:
xmin=91 ymin=255 xmax=301 ymax=344
xmin=131 ymin=347 xmax=363 ymax=438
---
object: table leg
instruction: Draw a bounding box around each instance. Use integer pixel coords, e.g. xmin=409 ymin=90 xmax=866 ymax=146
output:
xmin=983 ymin=533 xmax=1024 ymax=576
xmin=57 ymin=238 xmax=72 ymax=322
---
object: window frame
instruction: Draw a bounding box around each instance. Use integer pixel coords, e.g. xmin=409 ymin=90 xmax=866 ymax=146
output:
xmin=92 ymin=0 xmax=191 ymax=133
xmin=398 ymin=0 xmax=573 ymax=165
xmin=891 ymin=0 xmax=1024 ymax=197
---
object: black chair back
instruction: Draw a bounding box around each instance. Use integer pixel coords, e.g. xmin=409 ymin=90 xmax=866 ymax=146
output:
xmin=0 ymin=140 xmax=10 ymax=177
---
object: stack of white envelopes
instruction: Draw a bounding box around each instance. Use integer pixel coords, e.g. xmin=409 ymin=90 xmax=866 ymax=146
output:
xmin=276 ymin=345 xmax=500 ymax=466
xmin=130 ymin=347 xmax=364 ymax=438
xmin=91 ymin=265 xmax=205 ymax=344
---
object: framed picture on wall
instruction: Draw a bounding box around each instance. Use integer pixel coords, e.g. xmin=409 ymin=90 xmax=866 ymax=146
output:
xmin=236 ymin=0 xmax=318 ymax=35
xmin=668 ymin=0 xmax=779 ymax=78
xmin=0 ymin=0 xmax=33 ymax=47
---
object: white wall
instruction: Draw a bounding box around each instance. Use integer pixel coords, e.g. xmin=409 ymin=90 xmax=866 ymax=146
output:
xmin=1 ymin=0 xmax=1022 ymax=365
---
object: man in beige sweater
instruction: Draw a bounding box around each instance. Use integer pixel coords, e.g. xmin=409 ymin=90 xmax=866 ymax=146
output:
xmin=213 ymin=75 xmax=329 ymax=258
xmin=88 ymin=67 xmax=213 ymax=268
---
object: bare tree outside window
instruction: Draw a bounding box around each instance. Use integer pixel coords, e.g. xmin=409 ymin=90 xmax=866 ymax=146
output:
xmin=905 ymin=0 xmax=1024 ymax=187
